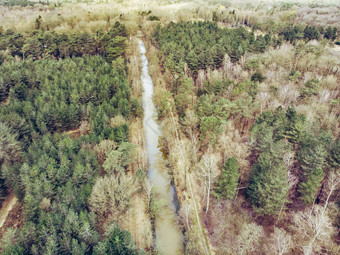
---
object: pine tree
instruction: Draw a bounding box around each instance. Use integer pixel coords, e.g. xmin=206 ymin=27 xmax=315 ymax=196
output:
xmin=299 ymin=142 xmax=326 ymax=175
xmin=247 ymin=152 xmax=289 ymax=215
xmin=298 ymin=137 xmax=326 ymax=204
xmin=324 ymin=26 xmax=337 ymax=41
xmin=215 ymin=157 xmax=240 ymax=199
xmin=298 ymin=168 xmax=324 ymax=205
xmin=303 ymin=26 xmax=320 ymax=41
xmin=328 ymin=140 xmax=340 ymax=168
xmin=186 ymin=50 xmax=199 ymax=73
xmin=283 ymin=106 xmax=306 ymax=143
xmin=93 ymin=224 xmax=143 ymax=255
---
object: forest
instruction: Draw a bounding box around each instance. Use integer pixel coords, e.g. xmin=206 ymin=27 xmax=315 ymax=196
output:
xmin=0 ymin=0 xmax=339 ymax=255
xmin=147 ymin=15 xmax=340 ymax=253
xmin=0 ymin=11 xmax=146 ymax=254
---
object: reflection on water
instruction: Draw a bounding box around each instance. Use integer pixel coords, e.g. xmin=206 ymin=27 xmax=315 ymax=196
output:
xmin=138 ymin=39 xmax=184 ymax=255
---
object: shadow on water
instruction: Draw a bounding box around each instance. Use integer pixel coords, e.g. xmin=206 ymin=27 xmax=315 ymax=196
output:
xmin=138 ymin=39 xmax=184 ymax=255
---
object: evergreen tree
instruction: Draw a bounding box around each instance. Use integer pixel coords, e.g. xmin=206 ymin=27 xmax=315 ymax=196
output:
xmin=247 ymin=152 xmax=289 ymax=215
xmin=300 ymin=78 xmax=320 ymax=98
xmin=298 ymin=138 xmax=326 ymax=204
xmin=324 ymin=26 xmax=337 ymax=41
xmin=215 ymin=157 xmax=240 ymax=199
xmin=328 ymin=140 xmax=340 ymax=168
xmin=93 ymin=224 xmax=144 ymax=255
xmin=298 ymin=142 xmax=326 ymax=175
xmin=304 ymin=26 xmax=320 ymax=41
xmin=298 ymin=168 xmax=324 ymax=205
xmin=186 ymin=50 xmax=199 ymax=73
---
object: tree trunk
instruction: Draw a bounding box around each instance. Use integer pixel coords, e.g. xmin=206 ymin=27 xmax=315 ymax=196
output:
xmin=206 ymin=172 xmax=211 ymax=213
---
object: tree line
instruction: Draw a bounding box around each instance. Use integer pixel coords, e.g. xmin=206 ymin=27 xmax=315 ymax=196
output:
xmin=154 ymin=21 xmax=275 ymax=74
xmin=0 ymin=21 xmax=127 ymax=65
xmin=154 ymin=21 xmax=337 ymax=76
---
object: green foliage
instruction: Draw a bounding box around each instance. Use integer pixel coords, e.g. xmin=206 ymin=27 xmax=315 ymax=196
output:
xmin=232 ymin=79 xmax=258 ymax=98
xmin=174 ymin=77 xmax=195 ymax=116
xmin=105 ymin=36 xmax=126 ymax=63
xmin=324 ymin=26 xmax=337 ymax=41
xmin=252 ymin=106 xmax=332 ymax=206
xmin=103 ymin=142 xmax=137 ymax=175
xmin=149 ymin=188 xmax=166 ymax=219
xmin=280 ymin=25 xmax=304 ymax=43
xmin=35 ymin=15 xmax=42 ymax=30
xmin=1 ymin=134 xmax=102 ymax=253
xmin=298 ymin=168 xmax=324 ymax=204
xmin=0 ymin=56 xmax=131 ymax=143
xmin=303 ymin=26 xmax=320 ymax=41
xmin=0 ymin=22 xmax=127 ymax=65
xmin=244 ymin=58 xmax=259 ymax=71
xmin=247 ymin=151 xmax=289 ymax=215
xmin=199 ymin=116 xmax=224 ymax=144
xmin=2 ymin=244 xmax=25 ymax=255
xmin=0 ymin=122 xmax=21 ymax=205
xmin=300 ymin=78 xmax=320 ymax=98
xmin=196 ymin=95 xmax=230 ymax=143
xmin=93 ymin=224 xmax=144 ymax=255
xmin=251 ymin=71 xmax=266 ymax=83
xmin=248 ymin=105 xmax=333 ymax=211
xmin=155 ymin=21 xmax=273 ymax=73
xmin=297 ymin=133 xmax=329 ymax=204
xmin=199 ymin=79 xmax=233 ymax=96
xmin=0 ymin=121 xmax=21 ymax=165
xmin=298 ymin=141 xmax=326 ymax=175
xmin=196 ymin=94 xmax=229 ymax=120
xmin=279 ymin=24 xmax=335 ymax=43
xmin=149 ymin=15 xmax=160 ymax=21
xmin=328 ymin=140 xmax=340 ymax=168
xmin=157 ymin=90 xmax=174 ymax=119
xmin=0 ymin=24 xmax=143 ymax=254
xmin=289 ymin=70 xmax=302 ymax=82
xmin=215 ymin=157 xmax=240 ymax=199
xmin=252 ymin=106 xmax=306 ymax=145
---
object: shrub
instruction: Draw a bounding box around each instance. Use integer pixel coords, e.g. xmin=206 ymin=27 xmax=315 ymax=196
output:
xmin=251 ymin=71 xmax=266 ymax=83
xmin=300 ymin=78 xmax=320 ymax=98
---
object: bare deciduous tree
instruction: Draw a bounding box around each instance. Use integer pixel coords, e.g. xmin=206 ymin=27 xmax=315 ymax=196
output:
xmin=89 ymin=175 xmax=138 ymax=216
xmin=236 ymin=222 xmax=264 ymax=255
xmin=265 ymin=227 xmax=292 ymax=255
xmin=93 ymin=139 xmax=117 ymax=164
xmin=197 ymin=153 xmax=220 ymax=213
xmin=293 ymin=171 xmax=340 ymax=255
xmin=179 ymin=200 xmax=192 ymax=230
xmin=143 ymin=179 xmax=153 ymax=208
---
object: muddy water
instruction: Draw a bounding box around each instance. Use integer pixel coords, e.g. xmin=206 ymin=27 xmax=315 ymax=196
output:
xmin=138 ymin=39 xmax=184 ymax=255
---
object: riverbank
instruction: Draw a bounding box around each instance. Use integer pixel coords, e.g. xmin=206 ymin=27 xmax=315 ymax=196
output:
xmin=142 ymin=37 xmax=214 ymax=255
xmin=138 ymin=38 xmax=184 ymax=255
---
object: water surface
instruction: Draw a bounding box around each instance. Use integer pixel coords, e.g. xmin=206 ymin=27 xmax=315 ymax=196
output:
xmin=139 ymin=39 xmax=184 ymax=255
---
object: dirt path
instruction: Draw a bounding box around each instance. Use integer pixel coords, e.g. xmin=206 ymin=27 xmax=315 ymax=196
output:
xmin=0 ymin=193 xmax=17 ymax=229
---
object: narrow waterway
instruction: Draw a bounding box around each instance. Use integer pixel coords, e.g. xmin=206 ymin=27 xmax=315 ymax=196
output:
xmin=138 ymin=39 xmax=184 ymax=255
